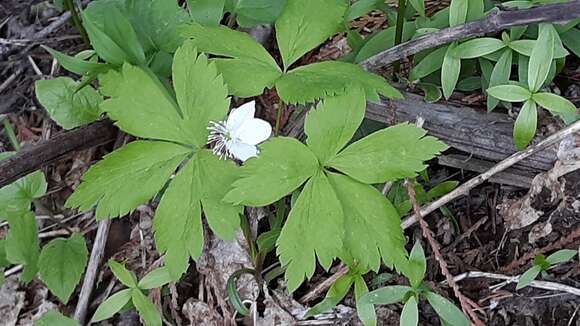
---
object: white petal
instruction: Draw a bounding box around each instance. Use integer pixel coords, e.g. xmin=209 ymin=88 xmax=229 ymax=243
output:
xmin=226 ymin=101 xmax=256 ymax=132
xmin=232 ymin=118 xmax=272 ymax=145
xmin=229 ymin=141 xmax=259 ymax=162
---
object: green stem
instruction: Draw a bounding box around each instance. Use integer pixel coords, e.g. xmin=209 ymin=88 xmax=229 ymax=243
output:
xmin=240 ymin=213 xmax=258 ymax=264
xmin=393 ymin=0 xmax=407 ymax=76
xmin=64 ymin=0 xmax=89 ymax=45
xmin=2 ymin=119 xmax=20 ymax=151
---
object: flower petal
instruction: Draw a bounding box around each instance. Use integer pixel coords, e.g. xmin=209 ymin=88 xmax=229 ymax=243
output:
xmin=226 ymin=101 xmax=255 ymax=132
xmin=229 ymin=141 xmax=259 ymax=162
xmin=233 ymin=118 xmax=272 ymax=145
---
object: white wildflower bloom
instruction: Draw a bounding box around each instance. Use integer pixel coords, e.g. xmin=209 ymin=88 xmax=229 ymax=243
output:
xmin=208 ymin=101 xmax=272 ymax=162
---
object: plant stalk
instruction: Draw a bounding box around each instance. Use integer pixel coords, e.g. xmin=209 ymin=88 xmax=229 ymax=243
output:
xmin=64 ymin=0 xmax=89 ymax=45
xmin=393 ymin=0 xmax=407 ymax=76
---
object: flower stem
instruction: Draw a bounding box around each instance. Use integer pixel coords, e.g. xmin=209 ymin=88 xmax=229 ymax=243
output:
xmin=393 ymin=0 xmax=407 ymax=76
xmin=64 ymin=0 xmax=89 ymax=45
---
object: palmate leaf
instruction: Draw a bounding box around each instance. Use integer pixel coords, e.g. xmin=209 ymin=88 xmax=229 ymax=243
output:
xmin=275 ymin=0 xmax=347 ymax=69
xmin=224 ymin=137 xmax=319 ymax=207
xmin=327 ymin=123 xmax=448 ymax=184
xmin=276 ymin=171 xmax=344 ymax=292
xmin=276 ymin=61 xmax=402 ymax=104
xmin=35 ymin=77 xmax=102 ymax=130
xmin=38 ymin=233 xmax=88 ymax=303
xmin=154 ymin=150 xmax=241 ymax=279
xmin=66 ymin=141 xmax=190 ymax=220
xmin=327 ymin=172 xmax=407 ymax=272
xmin=305 ymin=87 xmax=366 ymax=164
xmin=180 ymin=23 xmax=282 ymax=97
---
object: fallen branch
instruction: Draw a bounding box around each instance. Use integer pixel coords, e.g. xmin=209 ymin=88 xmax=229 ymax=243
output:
xmin=405 ymin=180 xmax=485 ymax=326
xmin=453 ymin=271 xmax=580 ymax=297
xmin=361 ymin=1 xmax=580 ymax=71
xmin=401 ymin=119 xmax=580 ymax=230
xmin=0 ymin=119 xmax=116 ymax=188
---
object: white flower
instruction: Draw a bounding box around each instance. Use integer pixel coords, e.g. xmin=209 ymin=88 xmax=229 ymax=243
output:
xmin=208 ymin=101 xmax=272 ymax=162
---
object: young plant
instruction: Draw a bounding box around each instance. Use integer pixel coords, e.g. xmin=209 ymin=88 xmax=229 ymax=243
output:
xmin=65 ymin=43 xmax=244 ymax=280
xmin=487 ymin=24 xmax=578 ymax=150
xmin=224 ymin=86 xmax=447 ymax=292
xmin=180 ymin=0 xmax=402 ymax=105
xmin=360 ymin=242 xmax=470 ymax=326
xmin=516 ymin=249 xmax=577 ymax=289
xmin=91 ymin=261 xmax=173 ymax=326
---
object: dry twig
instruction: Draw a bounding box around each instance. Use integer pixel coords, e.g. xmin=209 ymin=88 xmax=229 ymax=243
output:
xmin=405 ymin=180 xmax=485 ymax=326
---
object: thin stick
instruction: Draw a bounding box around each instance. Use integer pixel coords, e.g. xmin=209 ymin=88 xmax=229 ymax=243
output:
xmin=405 ymin=180 xmax=485 ymax=326
xmin=299 ymin=264 xmax=349 ymax=304
xmin=401 ymin=119 xmax=580 ymax=230
xmin=74 ymin=218 xmax=111 ymax=323
xmin=361 ymin=1 xmax=580 ymax=71
xmin=453 ymin=271 xmax=580 ymax=297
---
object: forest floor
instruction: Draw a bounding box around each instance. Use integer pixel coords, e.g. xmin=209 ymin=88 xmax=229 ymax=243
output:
xmin=1 ymin=0 xmax=580 ymax=325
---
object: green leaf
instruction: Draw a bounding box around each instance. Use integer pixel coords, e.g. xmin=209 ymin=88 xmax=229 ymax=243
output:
xmin=400 ymin=297 xmax=419 ymax=326
xmin=466 ymin=0 xmax=484 ymax=22
xmin=327 ymin=172 xmax=407 ymax=272
xmin=561 ymin=28 xmax=580 ymax=57
xmin=109 ymin=260 xmax=138 ymax=288
xmin=224 ymin=137 xmax=319 ymax=207
xmin=328 ymin=123 xmax=448 ymax=184
xmin=509 ymin=39 xmax=568 ymax=59
xmin=138 ymin=267 xmax=172 ymax=290
xmin=154 ymin=159 xmax=202 ymax=279
xmin=35 ymin=77 xmax=102 ymax=130
xmin=233 ymin=0 xmax=287 ymax=27
xmin=406 ymin=242 xmax=426 ymax=288
xmin=98 ymin=69 xmax=123 ymax=98
xmin=418 ymin=83 xmax=442 ymax=103
xmin=38 ymin=233 xmax=88 ymax=303
xmin=448 ymin=0 xmax=467 ymax=26
xmin=532 ymin=92 xmax=577 ymax=114
xmin=83 ymin=3 xmax=145 ymax=65
xmin=36 ymin=311 xmax=79 ymax=326
xmin=454 ymin=38 xmax=505 ymax=59
xmin=181 ymin=23 xmax=282 ymax=97
xmin=306 ymin=274 xmax=354 ymax=316
xmin=425 ymin=292 xmax=469 ymax=326
xmin=409 ymin=46 xmax=447 ymax=81
xmin=276 ymin=171 xmax=344 ymax=292
xmin=486 ymin=49 xmax=513 ymax=111
xmin=408 ymin=0 xmax=425 ymax=16
xmin=0 ymin=240 xmax=9 ymax=268
xmin=126 ymin=0 xmax=190 ymax=53
xmin=305 ymin=87 xmax=366 ymax=164
xmin=99 ymin=64 xmax=190 ymax=144
xmin=0 ymin=158 xmax=47 ymax=218
xmin=42 ymin=46 xmax=110 ymax=76
xmin=546 ymin=249 xmax=577 ymax=265
xmin=354 ymin=275 xmax=377 ymax=326
xmin=66 ymin=141 xmax=190 ymax=220
xmin=359 ymin=285 xmax=411 ymax=305
xmin=91 ymin=289 xmax=132 ymax=322
xmin=172 ymin=42 xmax=230 ymax=147
xmin=486 ymin=84 xmax=531 ymax=102
xmin=528 ymin=24 xmax=555 ymax=92
xmin=276 ymin=59 xmax=402 ymax=104
xmin=275 ymin=0 xmax=347 ymax=69
xmin=5 ymin=211 xmax=39 ymax=282
xmin=132 ymin=289 xmax=162 ymax=326
xmin=516 ymin=265 xmax=542 ymax=289
xmin=187 ymin=0 xmax=225 ymax=25
xmin=513 ymin=100 xmax=538 ymax=150
xmin=442 ymin=43 xmax=461 ymax=99
xmin=257 ymin=228 xmax=281 ymax=254
xmin=155 ymin=150 xmax=241 ymax=279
